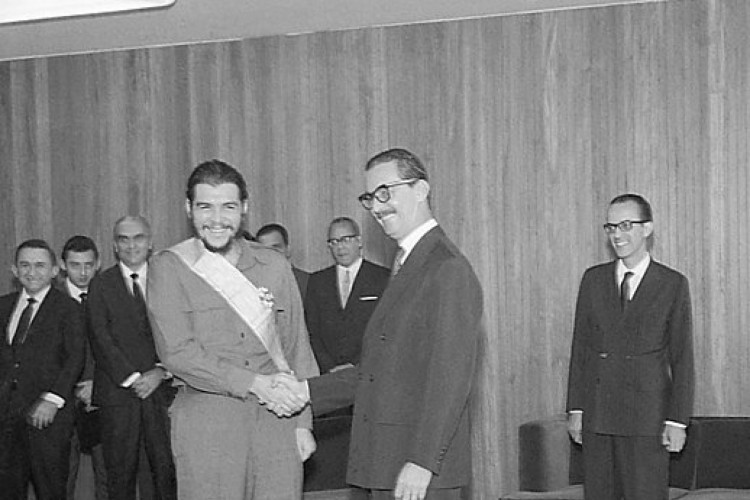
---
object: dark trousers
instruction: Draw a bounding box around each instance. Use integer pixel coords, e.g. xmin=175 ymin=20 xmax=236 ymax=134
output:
xmin=0 ymin=406 xmax=74 ymax=500
xmin=583 ymin=431 xmax=669 ymax=500
xmin=99 ymin=397 xmax=176 ymax=500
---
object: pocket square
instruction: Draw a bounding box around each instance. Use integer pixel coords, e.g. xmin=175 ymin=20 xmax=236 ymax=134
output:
xmin=359 ymin=296 xmax=379 ymax=301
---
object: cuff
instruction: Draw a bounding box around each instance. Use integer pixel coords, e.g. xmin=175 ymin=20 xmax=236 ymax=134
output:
xmin=42 ymin=392 xmax=65 ymax=409
xmin=121 ymin=372 xmax=141 ymax=388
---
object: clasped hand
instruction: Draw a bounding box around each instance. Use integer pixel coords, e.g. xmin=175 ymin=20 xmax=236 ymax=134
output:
xmin=250 ymin=372 xmax=309 ymax=417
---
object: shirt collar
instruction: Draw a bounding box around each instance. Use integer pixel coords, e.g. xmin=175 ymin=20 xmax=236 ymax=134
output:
xmin=337 ymin=257 xmax=363 ymax=277
xmin=616 ymin=253 xmax=651 ymax=282
xmin=119 ymin=261 xmax=148 ymax=281
xmin=65 ymin=279 xmax=87 ymax=302
xmin=20 ymin=284 xmax=52 ymax=304
xmin=398 ymin=219 xmax=438 ymax=262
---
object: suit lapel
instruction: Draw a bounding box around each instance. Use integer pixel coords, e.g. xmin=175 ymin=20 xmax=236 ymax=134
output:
xmin=21 ymin=288 xmax=57 ymax=344
xmin=369 ymin=227 xmax=443 ymax=325
xmin=1 ymin=293 xmax=20 ymax=345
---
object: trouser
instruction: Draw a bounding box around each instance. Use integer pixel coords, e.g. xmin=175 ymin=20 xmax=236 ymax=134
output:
xmin=99 ymin=398 xmax=176 ymax=500
xmin=583 ymin=431 xmax=669 ymax=500
xmin=0 ymin=407 xmax=74 ymax=500
xmin=169 ymin=387 xmax=303 ymax=500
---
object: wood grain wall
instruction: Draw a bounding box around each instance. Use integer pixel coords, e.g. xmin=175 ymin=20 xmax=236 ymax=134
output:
xmin=1 ymin=0 xmax=749 ymax=496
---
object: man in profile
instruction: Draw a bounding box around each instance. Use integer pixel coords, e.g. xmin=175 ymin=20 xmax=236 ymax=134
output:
xmin=257 ymin=223 xmax=309 ymax=299
xmin=305 ymin=216 xmax=389 ymax=374
xmin=567 ymin=194 xmax=694 ymax=500
xmin=0 ymin=239 xmax=84 ymax=499
xmin=278 ymin=148 xmax=483 ymax=500
xmin=87 ymin=216 xmax=176 ymax=500
xmin=59 ymin=235 xmax=108 ymax=500
xmin=148 ymin=160 xmax=318 ymax=499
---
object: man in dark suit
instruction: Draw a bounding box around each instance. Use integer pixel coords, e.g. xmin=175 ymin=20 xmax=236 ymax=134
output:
xmin=305 ymin=216 xmax=389 ymax=374
xmin=87 ymin=216 xmax=176 ymax=500
xmin=0 ymin=239 xmax=85 ymax=499
xmin=566 ymin=194 xmax=694 ymax=500
xmin=275 ymin=148 xmax=483 ymax=500
xmin=257 ymin=223 xmax=310 ymax=300
xmin=59 ymin=235 xmax=108 ymax=500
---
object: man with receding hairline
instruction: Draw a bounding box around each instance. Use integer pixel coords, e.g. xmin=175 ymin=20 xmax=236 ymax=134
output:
xmin=276 ymin=148 xmax=483 ymax=500
xmin=87 ymin=216 xmax=176 ymax=500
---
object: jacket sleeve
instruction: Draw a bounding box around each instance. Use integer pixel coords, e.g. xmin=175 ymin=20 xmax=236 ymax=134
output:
xmin=408 ymin=257 xmax=483 ymax=474
xmin=666 ymin=274 xmax=694 ymax=425
xmin=566 ymin=270 xmax=592 ymax=413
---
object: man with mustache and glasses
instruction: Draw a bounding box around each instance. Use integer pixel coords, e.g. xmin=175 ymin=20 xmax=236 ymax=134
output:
xmin=275 ymin=149 xmax=483 ymax=500
xmin=147 ymin=159 xmax=318 ymax=500
xmin=566 ymin=194 xmax=694 ymax=500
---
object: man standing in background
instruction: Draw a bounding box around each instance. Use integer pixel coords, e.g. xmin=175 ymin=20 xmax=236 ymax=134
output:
xmin=567 ymin=194 xmax=694 ymax=500
xmin=87 ymin=216 xmax=176 ymax=500
xmin=305 ymin=216 xmax=389 ymax=374
xmin=59 ymin=235 xmax=108 ymax=500
xmin=257 ymin=223 xmax=310 ymax=300
xmin=0 ymin=239 xmax=85 ymax=499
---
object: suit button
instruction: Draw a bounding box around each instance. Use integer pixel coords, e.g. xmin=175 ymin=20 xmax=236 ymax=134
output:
xmin=369 ymin=375 xmax=374 ymax=382
xmin=599 ymin=352 xmax=609 ymax=359
xmin=14 ymin=362 xmax=20 ymax=368
xmin=240 ymin=332 xmax=245 ymax=339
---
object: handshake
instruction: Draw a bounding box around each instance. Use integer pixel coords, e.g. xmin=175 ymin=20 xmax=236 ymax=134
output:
xmin=250 ymin=372 xmax=309 ymax=417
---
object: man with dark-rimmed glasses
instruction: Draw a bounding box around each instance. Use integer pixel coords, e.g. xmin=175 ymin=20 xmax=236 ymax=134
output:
xmin=277 ymin=148 xmax=483 ymax=500
xmin=566 ymin=193 xmax=694 ymax=500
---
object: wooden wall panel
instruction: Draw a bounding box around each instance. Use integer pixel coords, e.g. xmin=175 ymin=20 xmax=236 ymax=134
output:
xmin=1 ymin=0 xmax=749 ymax=497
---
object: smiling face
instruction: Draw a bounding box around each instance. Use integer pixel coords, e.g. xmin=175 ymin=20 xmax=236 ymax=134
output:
xmin=114 ymin=218 xmax=152 ymax=270
xmin=187 ymin=182 xmax=247 ymax=254
xmin=365 ymin=160 xmax=430 ymax=243
xmin=13 ymin=247 xmax=59 ymax=295
xmin=606 ymin=200 xmax=653 ymax=268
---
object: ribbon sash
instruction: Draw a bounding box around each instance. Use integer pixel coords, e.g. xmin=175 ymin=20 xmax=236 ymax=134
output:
xmin=170 ymin=239 xmax=291 ymax=373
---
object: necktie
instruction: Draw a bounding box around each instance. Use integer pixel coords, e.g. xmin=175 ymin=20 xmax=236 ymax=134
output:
xmin=12 ymin=297 xmax=36 ymax=346
xmin=131 ymin=273 xmax=145 ymax=305
xmin=620 ymin=271 xmax=634 ymax=312
xmin=79 ymin=292 xmax=87 ymax=304
xmin=391 ymin=247 xmax=405 ymax=278
xmin=341 ymin=269 xmax=351 ymax=307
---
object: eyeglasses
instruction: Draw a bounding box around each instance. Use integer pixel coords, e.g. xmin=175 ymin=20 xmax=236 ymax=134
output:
xmin=327 ymin=235 xmax=358 ymax=247
xmin=602 ymin=220 xmax=650 ymax=234
xmin=358 ymin=179 xmax=418 ymax=210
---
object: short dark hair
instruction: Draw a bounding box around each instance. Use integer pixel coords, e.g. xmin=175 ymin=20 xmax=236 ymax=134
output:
xmin=15 ymin=239 xmax=57 ymax=266
xmin=365 ymin=148 xmax=428 ymax=182
xmin=187 ymin=159 xmax=248 ymax=204
xmin=610 ymin=193 xmax=653 ymax=221
xmin=329 ymin=217 xmax=360 ymax=236
xmin=257 ymin=223 xmax=289 ymax=246
xmin=62 ymin=235 xmax=99 ymax=262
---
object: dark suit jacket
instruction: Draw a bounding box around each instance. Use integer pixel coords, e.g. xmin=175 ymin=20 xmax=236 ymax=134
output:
xmin=87 ymin=265 xmax=171 ymax=407
xmin=56 ymin=279 xmax=95 ymax=382
xmin=309 ymin=226 xmax=483 ymax=490
xmin=0 ymin=288 xmax=85 ymax=417
xmin=293 ymin=266 xmax=310 ymax=301
xmin=304 ymin=260 xmax=390 ymax=373
xmin=566 ymin=260 xmax=694 ymax=436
